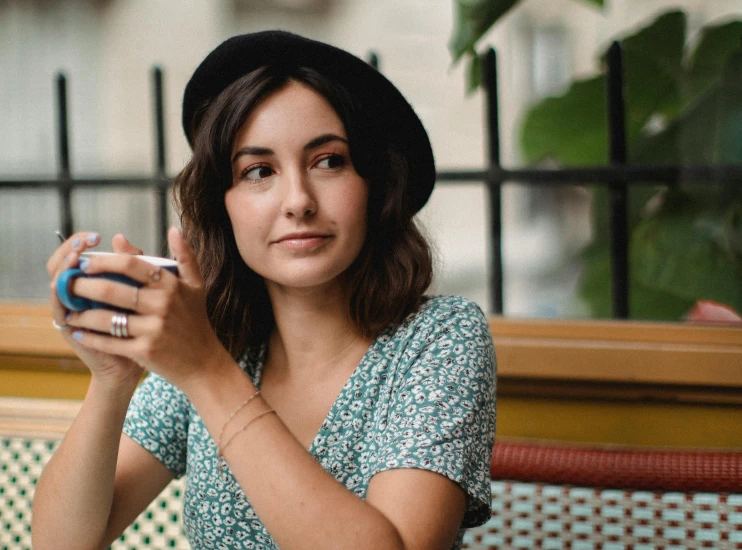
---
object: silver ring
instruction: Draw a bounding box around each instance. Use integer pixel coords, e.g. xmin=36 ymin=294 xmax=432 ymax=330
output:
xmin=52 ymin=319 xmax=69 ymax=331
xmin=149 ymin=266 xmax=162 ymax=283
xmin=120 ymin=314 xmax=129 ymax=338
xmin=132 ymin=286 xmax=139 ymax=311
xmin=110 ymin=313 xmax=129 ymax=338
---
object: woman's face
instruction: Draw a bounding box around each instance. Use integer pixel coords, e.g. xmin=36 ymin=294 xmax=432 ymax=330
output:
xmin=225 ymin=80 xmax=368 ymax=294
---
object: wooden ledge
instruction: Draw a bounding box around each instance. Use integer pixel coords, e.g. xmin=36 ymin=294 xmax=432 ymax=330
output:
xmin=489 ymin=316 xmax=742 ymax=389
xmin=1 ymin=302 xmax=80 ymax=356
xmin=0 ymin=396 xmax=80 ymax=438
xmin=2 ymin=302 xmax=741 ymax=404
xmin=2 ymin=304 xmax=741 ymax=447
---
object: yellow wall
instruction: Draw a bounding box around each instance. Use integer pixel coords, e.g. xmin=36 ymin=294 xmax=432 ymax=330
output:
xmin=498 ymin=397 xmax=742 ymax=449
xmin=1 ymin=368 xmax=91 ymax=400
xmin=2 ymin=368 xmax=741 ymax=449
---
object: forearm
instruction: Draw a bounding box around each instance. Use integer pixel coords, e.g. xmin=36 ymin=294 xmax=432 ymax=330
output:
xmin=183 ymin=363 xmax=405 ymax=550
xmin=32 ymin=376 xmax=138 ymax=550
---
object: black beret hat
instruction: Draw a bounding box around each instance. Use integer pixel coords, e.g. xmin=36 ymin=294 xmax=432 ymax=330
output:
xmin=182 ymin=30 xmax=435 ymax=213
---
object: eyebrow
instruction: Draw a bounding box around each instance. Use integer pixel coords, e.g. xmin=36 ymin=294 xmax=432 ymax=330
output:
xmin=231 ymin=133 xmax=348 ymax=163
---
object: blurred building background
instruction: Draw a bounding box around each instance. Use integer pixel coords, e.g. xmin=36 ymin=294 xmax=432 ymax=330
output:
xmin=1 ymin=0 xmax=739 ymax=315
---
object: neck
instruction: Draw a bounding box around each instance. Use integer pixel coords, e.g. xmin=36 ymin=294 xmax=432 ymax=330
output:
xmin=265 ymin=281 xmax=370 ymax=378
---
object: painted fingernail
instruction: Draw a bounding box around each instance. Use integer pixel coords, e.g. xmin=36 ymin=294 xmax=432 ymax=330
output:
xmin=71 ymin=237 xmax=81 ymax=249
xmin=79 ymin=257 xmax=90 ymax=272
xmin=72 ymin=331 xmax=83 ymax=341
xmin=87 ymin=232 xmax=99 ymax=245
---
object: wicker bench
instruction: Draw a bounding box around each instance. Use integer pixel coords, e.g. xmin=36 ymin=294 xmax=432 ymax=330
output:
xmin=463 ymin=440 xmax=742 ymax=549
xmin=3 ymin=397 xmax=741 ymax=550
xmin=0 ymin=397 xmax=190 ymax=550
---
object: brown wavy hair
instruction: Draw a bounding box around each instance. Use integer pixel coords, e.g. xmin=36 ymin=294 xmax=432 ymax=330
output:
xmin=173 ymin=66 xmax=433 ymax=358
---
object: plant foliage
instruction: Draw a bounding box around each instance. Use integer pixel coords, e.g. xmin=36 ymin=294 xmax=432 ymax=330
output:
xmin=520 ymin=12 xmax=742 ymax=319
xmin=449 ymin=2 xmax=742 ymax=319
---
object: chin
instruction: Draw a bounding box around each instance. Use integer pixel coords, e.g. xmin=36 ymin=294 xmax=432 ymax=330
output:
xmin=270 ymin=277 xmax=346 ymax=294
xmin=260 ymin=265 xmax=350 ymax=293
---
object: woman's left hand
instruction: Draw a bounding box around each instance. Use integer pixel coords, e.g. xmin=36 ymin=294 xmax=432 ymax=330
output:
xmin=65 ymin=227 xmax=231 ymax=389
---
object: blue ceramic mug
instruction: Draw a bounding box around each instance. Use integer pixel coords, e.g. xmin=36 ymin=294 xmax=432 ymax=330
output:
xmin=56 ymin=252 xmax=179 ymax=312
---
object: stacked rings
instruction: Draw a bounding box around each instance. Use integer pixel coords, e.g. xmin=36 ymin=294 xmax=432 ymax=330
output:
xmin=110 ymin=313 xmax=130 ymax=338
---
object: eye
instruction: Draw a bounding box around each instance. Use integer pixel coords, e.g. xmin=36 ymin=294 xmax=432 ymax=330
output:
xmin=315 ymin=154 xmax=346 ymax=170
xmin=240 ymin=164 xmax=274 ymax=181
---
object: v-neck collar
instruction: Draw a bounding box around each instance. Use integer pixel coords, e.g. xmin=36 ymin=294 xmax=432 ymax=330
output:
xmin=249 ymin=336 xmax=382 ymax=453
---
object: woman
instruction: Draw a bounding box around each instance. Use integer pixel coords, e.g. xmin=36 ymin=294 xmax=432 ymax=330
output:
xmin=33 ymin=30 xmax=496 ymax=550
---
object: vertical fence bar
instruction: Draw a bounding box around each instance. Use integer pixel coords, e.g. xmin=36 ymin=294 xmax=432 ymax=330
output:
xmin=56 ymin=73 xmax=74 ymax=239
xmin=153 ymin=66 xmax=169 ymax=254
xmin=483 ymin=48 xmax=504 ymax=315
xmin=606 ymin=42 xmax=629 ymax=319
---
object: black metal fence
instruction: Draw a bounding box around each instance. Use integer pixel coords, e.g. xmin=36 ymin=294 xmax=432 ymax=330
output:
xmin=3 ymin=43 xmax=741 ymax=317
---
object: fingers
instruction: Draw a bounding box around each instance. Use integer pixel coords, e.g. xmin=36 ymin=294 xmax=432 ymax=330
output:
xmin=76 ymin=253 xmax=174 ymax=288
xmin=47 ymin=232 xmax=97 ymax=322
xmin=68 ymin=277 xmax=164 ymax=314
xmin=66 ymin=326 xmax=129 ymax=356
xmin=112 ymin=234 xmax=144 ymax=255
xmin=46 ymin=232 xmax=100 ymax=277
xmin=49 ymin=248 xmax=81 ymax=326
xmin=66 ymin=309 xmax=148 ymax=339
xmin=49 ymin=283 xmax=71 ymax=326
xmin=168 ymin=226 xmax=202 ymax=286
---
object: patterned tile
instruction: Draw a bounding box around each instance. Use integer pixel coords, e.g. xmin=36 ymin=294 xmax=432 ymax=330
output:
xmin=463 ymin=481 xmax=742 ymax=550
xmin=0 ymin=437 xmax=190 ymax=550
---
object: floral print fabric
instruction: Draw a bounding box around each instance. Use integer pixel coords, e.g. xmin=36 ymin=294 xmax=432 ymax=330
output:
xmin=123 ymin=295 xmax=497 ymax=549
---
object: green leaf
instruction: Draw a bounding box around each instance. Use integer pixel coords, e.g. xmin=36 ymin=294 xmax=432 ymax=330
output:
xmin=615 ymin=10 xmax=686 ymax=138
xmin=578 ymin=242 xmax=694 ymax=320
xmin=579 ymin=0 xmax=604 ymax=6
xmin=519 ymin=11 xmax=687 ymax=165
xmin=685 ymin=21 xmax=742 ymax=102
xmin=630 ymin=49 xmax=742 ymax=165
xmin=465 ymin=51 xmax=483 ymax=95
xmin=520 ymin=76 xmax=607 ymax=165
xmin=588 ymin=185 xmax=662 ymax=249
xmin=627 ymin=280 xmax=696 ymax=320
xmin=449 ymin=0 xmax=520 ymax=64
xmin=631 ymin=193 xmax=742 ymax=312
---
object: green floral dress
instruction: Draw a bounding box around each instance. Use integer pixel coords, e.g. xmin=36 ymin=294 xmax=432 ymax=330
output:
xmin=123 ymin=295 xmax=497 ymax=549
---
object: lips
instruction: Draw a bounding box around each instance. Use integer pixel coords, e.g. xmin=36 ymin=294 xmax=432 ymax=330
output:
xmin=273 ymin=232 xmax=332 ymax=249
xmin=275 ymin=232 xmax=329 ymax=243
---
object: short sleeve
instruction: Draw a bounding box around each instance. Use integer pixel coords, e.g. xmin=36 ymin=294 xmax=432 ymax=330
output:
xmin=371 ymin=297 xmax=497 ymax=528
xmin=122 ymin=373 xmax=191 ymax=478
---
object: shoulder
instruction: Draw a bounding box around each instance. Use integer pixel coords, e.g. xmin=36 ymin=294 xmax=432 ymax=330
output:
xmin=391 ymin=295 xmax=490 ymax=342
xmin=420 ymin=295 xmax=488 ymax=321
xmin=378 ymin=295 xmax=495 ymax=379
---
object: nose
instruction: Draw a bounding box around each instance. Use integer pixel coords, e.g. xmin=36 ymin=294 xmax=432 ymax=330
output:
xmin=282 ymin=170 xmax=317 ymax=219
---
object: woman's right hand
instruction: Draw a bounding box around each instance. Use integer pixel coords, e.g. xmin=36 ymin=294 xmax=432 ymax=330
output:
xmin=47 ymin=231 xmax=145 ymax=389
